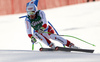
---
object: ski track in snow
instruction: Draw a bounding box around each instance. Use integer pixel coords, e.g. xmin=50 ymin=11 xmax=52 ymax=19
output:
xmin=0 ymin=1 xmax=100 ymax=62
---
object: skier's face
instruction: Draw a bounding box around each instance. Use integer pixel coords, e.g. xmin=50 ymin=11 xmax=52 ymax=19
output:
xmin=27 ymin=11 xmax=36 ymax=19
xmin=30 ymin=14 xmax=35 ymax=19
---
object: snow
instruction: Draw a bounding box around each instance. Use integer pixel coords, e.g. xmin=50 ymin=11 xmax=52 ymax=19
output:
xmin=0 ymin=50 xmax=100 ymax=62
xmin=0 ymin=1 xmax=100 ymax=62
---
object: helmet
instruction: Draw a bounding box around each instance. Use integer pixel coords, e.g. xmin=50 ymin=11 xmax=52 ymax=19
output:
xmin=31 ymin=0 xmax=35 ymax=1
xmin=26 ymin=1 xmax=38 ymax=15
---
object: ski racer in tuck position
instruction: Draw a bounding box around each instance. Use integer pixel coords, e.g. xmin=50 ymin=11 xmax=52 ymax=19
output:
xmin=25 ymin=1 xmax=79 ymax=49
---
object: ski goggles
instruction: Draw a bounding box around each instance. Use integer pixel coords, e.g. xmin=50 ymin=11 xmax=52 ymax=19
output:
xmin=27 ymin=11 xmax=36 ymax=16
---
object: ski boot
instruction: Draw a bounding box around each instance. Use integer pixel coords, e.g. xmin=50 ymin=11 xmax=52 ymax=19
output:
xmin=49 ymin=43 xmax=55 ymax=49
xmin=69 ymin=43 xmax=79 ymax=49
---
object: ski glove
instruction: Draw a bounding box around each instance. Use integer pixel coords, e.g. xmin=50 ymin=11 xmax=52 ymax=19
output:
xmin=38 ymin=27 xmax=45 ymax=34
xmin=31 ymin=36 xmax=37 ymax=43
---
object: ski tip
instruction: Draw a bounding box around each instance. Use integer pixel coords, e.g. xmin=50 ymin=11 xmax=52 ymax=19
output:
xmin=39 ymin=48 xmax=43 ymax=51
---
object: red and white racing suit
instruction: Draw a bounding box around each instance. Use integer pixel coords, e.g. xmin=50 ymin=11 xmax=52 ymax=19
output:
xmin=25 ymin=10 xmax=71 ymax=47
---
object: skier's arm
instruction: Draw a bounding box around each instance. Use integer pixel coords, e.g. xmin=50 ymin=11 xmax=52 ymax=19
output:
xmin=25 ymin=20 xmax=37 ymax=43
xmin=37 ymin=10 xmax=48 ymax=33
xmin=25 ymin=19 xmax=33 ymax=38
xmin=39 ymin=10 xmax=48 ymax=29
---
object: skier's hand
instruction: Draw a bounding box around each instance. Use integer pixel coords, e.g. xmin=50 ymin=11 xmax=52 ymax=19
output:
xmin=38 ymin=27 xmax=45 ymax=34
xmin=31 ymin=36 xmax=37 ymax=43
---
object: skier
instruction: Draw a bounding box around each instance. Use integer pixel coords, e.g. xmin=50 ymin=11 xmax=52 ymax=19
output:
xmin=25 ymin=1 xmax=78 ymax=49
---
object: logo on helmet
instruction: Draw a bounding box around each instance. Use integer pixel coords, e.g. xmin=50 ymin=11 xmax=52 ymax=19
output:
xmin=28 ymin=7 xmax=33 ymax=11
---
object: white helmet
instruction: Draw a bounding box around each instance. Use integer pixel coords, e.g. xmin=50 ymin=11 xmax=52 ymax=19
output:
xmin=26 ymin=1 xmax=38 ymax=15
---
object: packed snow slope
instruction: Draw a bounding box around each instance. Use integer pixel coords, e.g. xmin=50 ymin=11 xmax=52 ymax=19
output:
xmin=0 ymin=1 xmax=100 ymax=62
xmin=0 ymin=50 xmax=100 ymax=62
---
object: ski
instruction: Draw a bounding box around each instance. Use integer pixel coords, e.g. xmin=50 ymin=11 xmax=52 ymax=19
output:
xmin=40 ymin=47 xmax=94 ymax=53
xmin=55 ymin=47 xmax=94 ymax=53
xmin=39 ymin=47 xmax=70 ymax=52
xmin=39 ymin=48 xmax=56 ymax=51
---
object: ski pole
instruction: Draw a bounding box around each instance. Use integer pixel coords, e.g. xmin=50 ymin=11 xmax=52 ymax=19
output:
xmin=38 ymin=42 xmax=43 ymax=48
xmin=32 ymin=42 xmax=43 ymax=50
xmin=32 ymin=43 xmax=34 ymax=50
xmin=35 ymin=42 xmax=43 ymax=48
xmin=44 ymin=32 xmax=96 ymax=47
xmin=60 ymin=35 xmax=95 ymax=47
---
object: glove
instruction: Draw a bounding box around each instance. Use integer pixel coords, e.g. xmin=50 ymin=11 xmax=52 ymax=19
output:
xmin=31 ymin=36 xmax=37 ymax=43
xmin=38 ymin=27 xmax=45 ymax=34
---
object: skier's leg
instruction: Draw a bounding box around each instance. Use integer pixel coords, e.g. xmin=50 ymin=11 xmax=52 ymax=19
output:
xmin=47 ymin=25 xmax=67 ymax=44
xmin=41 ymin=34 xmax=55 ymax=49
xmin=34 ymin=32 xmax=55 ymax=48
xmin=47 ymin=26 xmax=78 ymax=48
xmin=50 ymin=34 xmax=79 ymax=48
xmin=50 ymin=34 xmax=68 ymax=45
